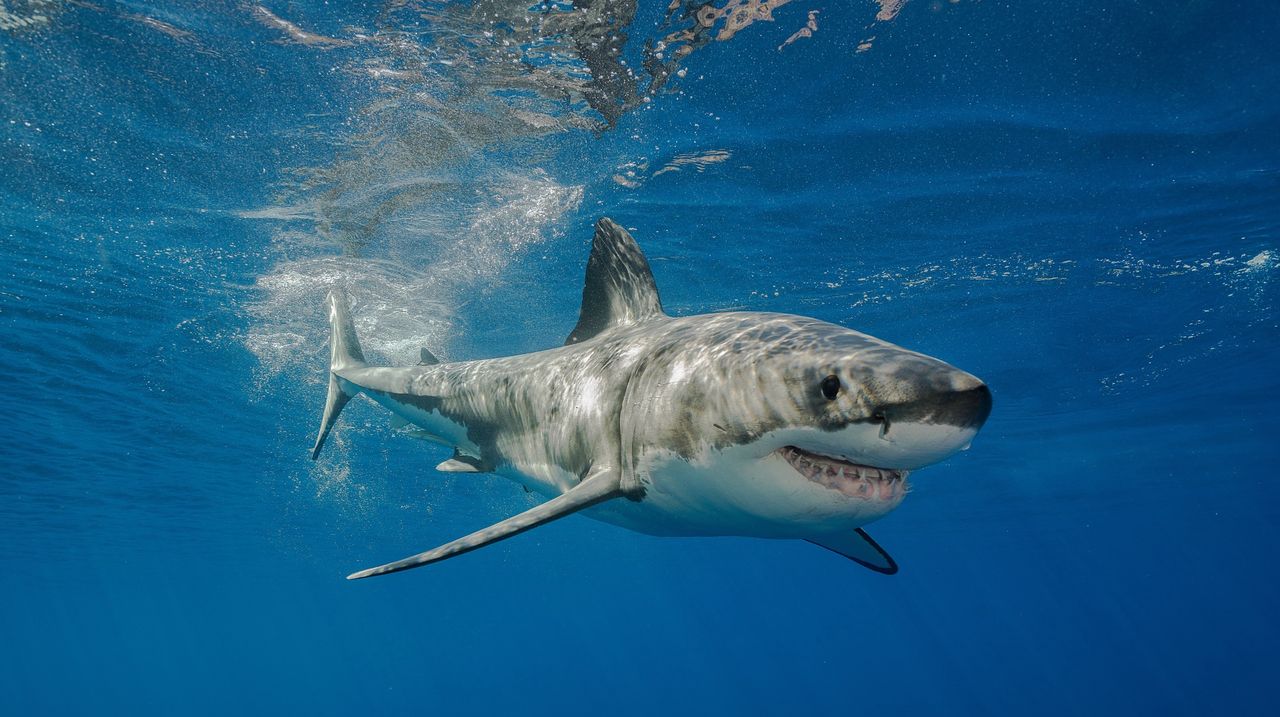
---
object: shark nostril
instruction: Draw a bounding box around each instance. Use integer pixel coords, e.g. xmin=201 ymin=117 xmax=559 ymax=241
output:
xmin=868 ymin=409 xmax=891 ymax=438
xmin=874 ymin=411 xmax=891 ymax=438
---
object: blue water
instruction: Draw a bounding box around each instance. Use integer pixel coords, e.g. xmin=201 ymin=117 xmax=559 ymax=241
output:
xmin=2 ymin=1 xmax=1277 ymax=714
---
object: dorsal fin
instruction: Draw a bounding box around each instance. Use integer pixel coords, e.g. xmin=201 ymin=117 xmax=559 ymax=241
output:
xmin=565 ymin=218 xmax=665 ymax=345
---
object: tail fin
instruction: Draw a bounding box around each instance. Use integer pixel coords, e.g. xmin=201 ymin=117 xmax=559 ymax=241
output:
xmin=311 ymin=289 xmax=368 ymax=460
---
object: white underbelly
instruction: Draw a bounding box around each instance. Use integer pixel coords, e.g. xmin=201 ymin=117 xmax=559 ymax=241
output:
xmin=585 ymin=447 xmax=903 ymax=538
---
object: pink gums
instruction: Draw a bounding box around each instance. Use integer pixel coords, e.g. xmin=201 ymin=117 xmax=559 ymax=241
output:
xmin=777 ymin=446 xmax=908 ymax=501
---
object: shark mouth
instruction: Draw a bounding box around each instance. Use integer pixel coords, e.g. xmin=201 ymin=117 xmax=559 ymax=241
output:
xmin=777 ymin=446 xmax=908 ymax=501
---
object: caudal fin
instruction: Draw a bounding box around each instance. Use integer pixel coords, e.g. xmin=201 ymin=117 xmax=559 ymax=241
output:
xmin=311 ymin=289 xmax=367 ymax=460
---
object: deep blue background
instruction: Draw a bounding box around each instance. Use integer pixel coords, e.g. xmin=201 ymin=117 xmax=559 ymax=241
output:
xmin=2 ymin=2 xmax=1277 ymax=714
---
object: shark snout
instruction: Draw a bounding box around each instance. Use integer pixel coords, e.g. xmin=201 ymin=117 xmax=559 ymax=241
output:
xmin=881 ymin=381 xmax=991 ymax=431
xmin=856 ymin=368 xmax=991 ymax=470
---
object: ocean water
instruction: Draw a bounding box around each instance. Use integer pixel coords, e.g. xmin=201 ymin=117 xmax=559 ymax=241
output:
xmin=2 ymin=1 xmax=1277 ymax=714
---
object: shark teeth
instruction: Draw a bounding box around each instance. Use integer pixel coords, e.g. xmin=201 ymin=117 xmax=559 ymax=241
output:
xmin=777 ymin=446 xmax=908 ymax=501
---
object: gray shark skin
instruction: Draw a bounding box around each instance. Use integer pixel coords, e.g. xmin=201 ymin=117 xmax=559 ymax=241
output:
xmin=312 ymin=218 xmax=991 ymax=579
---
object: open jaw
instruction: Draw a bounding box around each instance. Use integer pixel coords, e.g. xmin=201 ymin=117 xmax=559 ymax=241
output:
xmin=777 ymin=446 xmax=908 ymax=501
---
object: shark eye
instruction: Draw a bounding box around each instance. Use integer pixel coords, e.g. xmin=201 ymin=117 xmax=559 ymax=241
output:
xmin=820 ymin=374 xmax=841 ymax=400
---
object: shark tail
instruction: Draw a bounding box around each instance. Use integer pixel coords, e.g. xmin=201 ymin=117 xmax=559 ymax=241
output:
xmin=311 ymin=288 xmax=368 ymax=460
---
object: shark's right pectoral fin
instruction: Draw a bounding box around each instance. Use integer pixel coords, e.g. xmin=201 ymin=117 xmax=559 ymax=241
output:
xmin=347 ymin=468 xmax=623 ymax=580
xmin=807 ymin=528 xmax=898 ymax=575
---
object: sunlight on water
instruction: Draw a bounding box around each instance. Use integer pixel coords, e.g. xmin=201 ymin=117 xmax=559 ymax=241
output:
xmin=0 ymin=0 xmax=56 ymax=31
xmin=243 ymin=171 xmax=583 ymax=381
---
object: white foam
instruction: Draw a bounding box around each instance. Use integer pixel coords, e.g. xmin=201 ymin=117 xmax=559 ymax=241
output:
xmin=242 ymin=171 xmax=583 ymax=388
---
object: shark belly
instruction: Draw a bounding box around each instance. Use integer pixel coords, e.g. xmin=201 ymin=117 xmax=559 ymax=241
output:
xmin=582 ymin=444 xmax=906 ymax=538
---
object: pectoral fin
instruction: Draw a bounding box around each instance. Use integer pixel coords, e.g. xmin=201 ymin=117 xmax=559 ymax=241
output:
xmin=807 ymin=528 xmax=898 ymax=575
xmin=434 ymin=449 xmax=491 ymax=473
xmin=347 ymin=468 xmax=623 ymax=580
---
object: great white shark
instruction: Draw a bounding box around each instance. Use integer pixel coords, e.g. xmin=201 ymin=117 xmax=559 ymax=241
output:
xmin=312 ymin=218 xmax=992 ymax=579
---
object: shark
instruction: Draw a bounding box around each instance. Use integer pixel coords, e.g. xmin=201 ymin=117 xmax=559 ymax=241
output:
xmin=312 ymin=218 xmax=992 ymax=580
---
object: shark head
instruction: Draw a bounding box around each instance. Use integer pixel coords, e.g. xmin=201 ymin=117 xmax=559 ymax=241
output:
xmin=739 ymin=315 xmax=992 ymax=472
xmin=620 ymin=313 xmax=991 ymax=534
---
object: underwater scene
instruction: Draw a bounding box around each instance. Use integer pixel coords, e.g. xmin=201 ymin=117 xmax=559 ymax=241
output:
xmin=2 ymin=1 xmax=1277 ymax=714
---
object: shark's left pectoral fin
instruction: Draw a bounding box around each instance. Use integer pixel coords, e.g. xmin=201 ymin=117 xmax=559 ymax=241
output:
xmin=434 ymin=449 xmax=491 ymax=473
xmin=807 ymin=529 xmax=898 ymax=575
xmin=347 ymin=469 xmax=623 ymax=580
